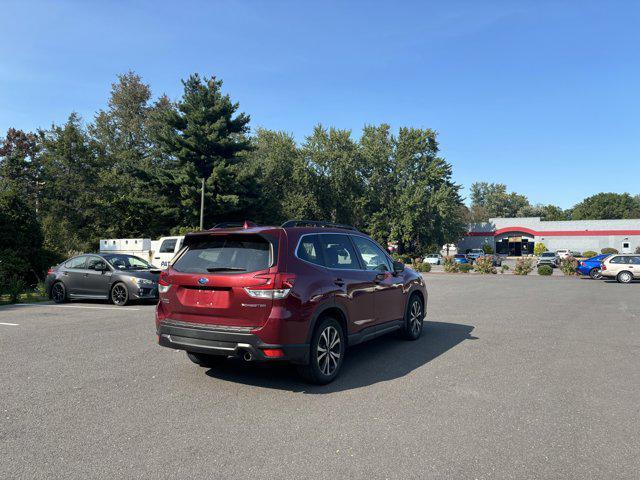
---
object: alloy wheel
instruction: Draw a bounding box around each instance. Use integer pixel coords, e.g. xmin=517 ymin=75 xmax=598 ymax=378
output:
xmin=112 ymin=284 xmax=128 ymax=305
xmin=409 ymin=299 xmax=423 ymax=336
xmin=52 ymin=283 xmax=65 ymax=302
xmin=317 ymin=326 xmax=341 ymax=376
xmin=590 ymin=268 xmax=602 ymax=280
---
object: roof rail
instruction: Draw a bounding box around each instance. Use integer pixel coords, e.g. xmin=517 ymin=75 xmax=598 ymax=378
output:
xmin=280 ymin=220 xmax=358 ymax=231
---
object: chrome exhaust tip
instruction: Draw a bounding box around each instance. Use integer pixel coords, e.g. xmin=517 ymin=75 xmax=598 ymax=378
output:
xmin=243 ymin=351 xmax=253 ymax=362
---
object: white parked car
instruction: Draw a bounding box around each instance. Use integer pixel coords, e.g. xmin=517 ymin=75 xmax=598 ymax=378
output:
xmin=424 ymin=254 xmax=443 ymax=265
xmin=556 ymin=249 xmax=571 ymax=260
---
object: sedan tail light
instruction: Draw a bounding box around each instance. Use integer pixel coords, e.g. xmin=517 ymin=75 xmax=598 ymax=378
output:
xmin=601 ymin=264 xmax=607 ymax=270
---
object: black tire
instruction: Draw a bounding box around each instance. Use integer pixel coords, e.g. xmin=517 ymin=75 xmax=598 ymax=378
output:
xmin=589 ymin=268 xmax=603 ymax=280
xmin=110 ymin=282 xmax=129 ymax=306
xmin=400 ymin=294 xmax=424 ymax=340
xmin=186 ymin=352 xmax=226 ymax=368
xmin=297 ymin=316 xmax=345 ymax=385
xmin=51 ymin=281 xmax=67 ymax=303
xmin=617 ymin=271 xmax=633 ymax=284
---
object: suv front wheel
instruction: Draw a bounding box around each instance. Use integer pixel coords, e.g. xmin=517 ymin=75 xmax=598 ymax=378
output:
xmin=400 ymin=294 xmax=424 ymax=340
xmin=298 ymin=316 xmax=345 ymax=384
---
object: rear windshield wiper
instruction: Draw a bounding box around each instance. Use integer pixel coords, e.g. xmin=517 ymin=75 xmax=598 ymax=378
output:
xmin=206 ymin=267 xmax=246 ymax=272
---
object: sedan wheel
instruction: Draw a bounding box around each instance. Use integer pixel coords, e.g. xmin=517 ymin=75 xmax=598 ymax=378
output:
xmin=51 ymin=282 xmax=67 ymax=303
xmin=617 ymin=271 xmax=633 ymax=284
xmin=589 ymin=268 xmax=603 ymax=280
xmin=111 ymin=283 xmax=129 ymax=306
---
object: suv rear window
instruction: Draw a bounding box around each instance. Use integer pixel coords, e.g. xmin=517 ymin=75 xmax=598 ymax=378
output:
xmin=172 ymin=235 xmax=274 ymax=274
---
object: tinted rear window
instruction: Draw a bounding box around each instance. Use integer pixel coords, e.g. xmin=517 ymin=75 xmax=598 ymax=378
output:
xmin=455 ymin=254 xmax=466 ymax=258
xmin=173 ymin=235 xmax=274 ymax=274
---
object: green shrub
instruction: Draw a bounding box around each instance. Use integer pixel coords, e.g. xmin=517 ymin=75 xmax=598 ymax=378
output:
xmin=443 ymin=256 xmax=459 ymax=273
xmin=392 ymin=253 xmax=412 ymax=264
xmin=500 ymin=264 xmax=510 ymax=274
xmin=537 ymin=265 xmax=553 ymax=276
xmin=534 ymin=243 xmax=548 ymax=256
xmin=458 ymin=263 xmax=473 ymax=273
xmin=560 ymin=256 xmax=578 ymax=275
xmin=581 ymin=251 xmax=598 ymax=259
xmin=482 ymin=243 xmax=494 ymax=254
xmin=601 ymin=247 xmax=618 ymax=255
xmin=4 ymin=275 xmax=26 ymax=303
xmin=414 ymin=262 xmax=431 ymax=273
xmin=473 ymin=256 xmax=496 ymax=274
xmin=514 ymin=258 xmax=534 ymax=275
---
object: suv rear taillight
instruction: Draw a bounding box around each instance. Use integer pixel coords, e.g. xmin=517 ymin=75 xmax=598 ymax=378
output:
xmin=158 ymin=271 xmax=171 ymax=293
xmin=47 ymin=267 xmax=55 ymax=275
xmin=244 ymin=273 xmax=295 ymax=300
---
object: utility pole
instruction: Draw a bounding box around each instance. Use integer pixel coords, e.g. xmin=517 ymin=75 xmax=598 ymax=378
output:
xmin=199 ymin=177 xmax=205 ymax=230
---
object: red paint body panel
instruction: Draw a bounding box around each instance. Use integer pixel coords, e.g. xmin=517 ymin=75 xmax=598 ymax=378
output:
xmin=155 ymin=226 xmax=427 ymax=350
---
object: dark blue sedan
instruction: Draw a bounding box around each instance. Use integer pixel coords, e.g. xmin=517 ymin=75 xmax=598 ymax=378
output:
xmin=578 ymin=254 xmax=610 ymax=279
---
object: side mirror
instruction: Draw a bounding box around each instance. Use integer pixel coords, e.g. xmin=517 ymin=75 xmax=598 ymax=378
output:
xmin=392 ymin=261 xmax=405 ymax=274
xmin=94 ymin=262 xmax=107 ymax=271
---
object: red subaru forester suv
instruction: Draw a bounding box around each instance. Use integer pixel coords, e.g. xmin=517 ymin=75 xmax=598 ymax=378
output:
xmin=156 ymin=220 xmax=428 ymax=384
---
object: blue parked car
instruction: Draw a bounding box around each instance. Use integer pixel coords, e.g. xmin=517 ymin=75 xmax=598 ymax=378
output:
xmin=578 ymin=254 xmax=610 ymax=279
xmin=454 ymin=254 xmax=472 ymax=264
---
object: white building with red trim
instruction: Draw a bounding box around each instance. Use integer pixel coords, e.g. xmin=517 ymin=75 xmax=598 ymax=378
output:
xmin=459 ymin=217 xmax=640 ymax=256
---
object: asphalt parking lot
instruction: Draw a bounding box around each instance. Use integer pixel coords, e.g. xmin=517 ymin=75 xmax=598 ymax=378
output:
xmin=2 ymin=275 xmax=639 ymax=479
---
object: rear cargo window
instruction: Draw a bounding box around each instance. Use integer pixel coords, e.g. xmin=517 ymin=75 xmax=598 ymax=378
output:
xmin=172 ymin=235 xmax=274 ymax=274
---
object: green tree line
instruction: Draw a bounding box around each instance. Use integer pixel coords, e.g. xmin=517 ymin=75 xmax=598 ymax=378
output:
xmin=468 ymin=182 xmax=640 ymax=223
xmin=0 ymin=72 xmax=467 ymax=286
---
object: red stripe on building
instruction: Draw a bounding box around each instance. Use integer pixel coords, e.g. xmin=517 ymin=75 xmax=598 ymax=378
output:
xmin=467 ymin=228 xmax=640 ymax=237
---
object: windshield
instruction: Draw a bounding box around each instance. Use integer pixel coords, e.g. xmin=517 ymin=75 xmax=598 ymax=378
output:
xmin=471 ymin=249 xmax=483 ymax=253
xmin=103 ymin=254 xmax=153 ymax=270
xmin=541 ymin=253 xmax=556 ymax=257
xmin=455 ymin=254 xmax=466 ymax=258
xmin=172 ymin=234 xmax=274 ymax=274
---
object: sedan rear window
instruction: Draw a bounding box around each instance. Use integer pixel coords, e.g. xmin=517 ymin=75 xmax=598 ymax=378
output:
xmin=172 ymin=235 xmax=274 ymax=274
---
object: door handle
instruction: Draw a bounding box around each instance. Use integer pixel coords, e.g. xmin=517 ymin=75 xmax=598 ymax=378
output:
xmin=154 ymin=257 xmax=160 ymax=260
xmin=334 ymin=278 xmax=345 ymax=287
xmin=62 ymin=272 xmax=69 ymax=276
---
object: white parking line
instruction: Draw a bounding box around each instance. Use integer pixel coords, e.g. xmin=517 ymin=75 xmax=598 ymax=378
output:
xmin=0 ymin=322 xmax=19 ymax=326
xmin=13 ymin=303 xmax=141 ymax=311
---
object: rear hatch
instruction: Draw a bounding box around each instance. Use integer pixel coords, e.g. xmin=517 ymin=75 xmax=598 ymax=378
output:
xmin=161 ymin=232 xmax=282 ymax=327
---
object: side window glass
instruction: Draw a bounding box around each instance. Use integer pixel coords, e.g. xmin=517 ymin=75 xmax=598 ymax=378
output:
xmin=610 ymin=256 xmax=624 ymax=264
xmin=351 ymin=236 xmax=391 ymax=271
xmin=318 ymin=234 xmax=359 ymax=270
xmin=296 ymin=235 xmax=323 ymax=266
xmin=65 ymin=256 xmax=87 ymax=269
xmin=86 ymin=256 xmax=103 ymax=270
xmin=159 ymin=239 xmax=177 ymax=253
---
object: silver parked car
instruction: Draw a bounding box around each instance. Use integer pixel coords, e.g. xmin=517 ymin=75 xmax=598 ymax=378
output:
xmin=537 ymin=252 xmax=559 ymax=267
xmin=45 ymin=253 xmax=160 ymax=306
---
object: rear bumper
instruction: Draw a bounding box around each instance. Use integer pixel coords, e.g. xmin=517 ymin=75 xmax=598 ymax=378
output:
xmin=157 ymin=320 xmax=309 ymax=364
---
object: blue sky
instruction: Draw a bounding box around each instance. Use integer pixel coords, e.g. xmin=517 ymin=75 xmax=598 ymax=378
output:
xmin=1 ymin=0 xmax=639 ymax=208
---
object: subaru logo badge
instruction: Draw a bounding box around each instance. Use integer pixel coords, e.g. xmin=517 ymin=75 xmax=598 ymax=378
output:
xmin=198 ymin=277 xmax=209 ymax=285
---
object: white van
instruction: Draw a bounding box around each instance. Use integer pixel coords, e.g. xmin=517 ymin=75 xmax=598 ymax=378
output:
xmin=99 ymin=236 xmax=184 ymax=269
